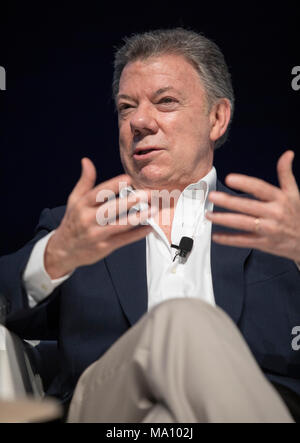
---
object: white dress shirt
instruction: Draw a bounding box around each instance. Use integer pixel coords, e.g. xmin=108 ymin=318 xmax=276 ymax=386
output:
xmin=142 ymin=167 xmax=216 ymax=310
xmin=23 ymin=167 xmax=217 ymax=309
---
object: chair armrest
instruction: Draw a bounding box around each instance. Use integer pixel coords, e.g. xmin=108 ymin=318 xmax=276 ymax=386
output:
xmin=0 ymin=325 xmax=44 ymax=399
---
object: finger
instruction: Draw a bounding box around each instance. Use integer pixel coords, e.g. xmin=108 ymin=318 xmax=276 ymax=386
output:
xmin=225 ymin=174 xmax=281 ymax=202
xmin=206 ymin=212 xmax=263 ymax=233
xmin=95 ymin=201 xmax=155 ymax=231
xmin=68 ymin=158 xmax=97 ymax=206
xmin=211 ymin=232 xmax=292 ymax=260
xmin=108 ymin=224 xmax=153 ymax=251
xmin=208 ymin=192 xmax=268 ymax=217
xmin=86 ymin=174 xmax=132 ymax=206
xmin=277 ymin=150 xmax=299 ymax=197
xmin=95 ymin=189 xmax=154 ymax=225
xmin=114 ymin=190 xmax=153 ymax=220
xmin=212 ymin=232 xmax=264 ymax=248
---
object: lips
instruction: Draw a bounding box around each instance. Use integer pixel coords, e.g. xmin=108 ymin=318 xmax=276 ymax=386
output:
xmin=133 ymin=147 xmax=164 ymax=159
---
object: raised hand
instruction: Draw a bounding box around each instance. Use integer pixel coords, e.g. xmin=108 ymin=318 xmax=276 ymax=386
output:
xmin=206 ymin=151 xmax=300 ymax=263
xmin=45 ymin=158 xmax=154 ymax=279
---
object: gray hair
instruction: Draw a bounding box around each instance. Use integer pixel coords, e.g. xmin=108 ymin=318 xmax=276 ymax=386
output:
xmin=113 ymin=28 xmax=235 ymax=149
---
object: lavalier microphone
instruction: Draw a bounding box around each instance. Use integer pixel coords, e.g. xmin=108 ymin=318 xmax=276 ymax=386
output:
xmin=171 ymin=236 xmax=194 ymax=262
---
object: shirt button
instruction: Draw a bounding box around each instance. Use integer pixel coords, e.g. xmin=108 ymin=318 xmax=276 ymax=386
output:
xmin=41 ymin=284 xmax=48 ymax=291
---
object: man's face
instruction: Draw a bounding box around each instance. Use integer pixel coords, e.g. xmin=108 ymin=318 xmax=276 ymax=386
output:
xmin=117 ymin=53 xmax=215 ymax=191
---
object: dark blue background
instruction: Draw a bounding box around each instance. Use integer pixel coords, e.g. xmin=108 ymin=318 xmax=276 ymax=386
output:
xmin=0 ymin=3 xmax=299 ymax=255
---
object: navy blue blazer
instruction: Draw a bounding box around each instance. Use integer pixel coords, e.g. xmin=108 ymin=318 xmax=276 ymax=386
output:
xmin=0 ymin=180 xmax=300 ymax=401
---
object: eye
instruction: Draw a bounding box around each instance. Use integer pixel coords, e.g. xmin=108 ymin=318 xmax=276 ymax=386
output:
xmin=118 ymin=103 xmax=130 ymax=111
xmin=158 ymin=97 xmax=176 ymax=104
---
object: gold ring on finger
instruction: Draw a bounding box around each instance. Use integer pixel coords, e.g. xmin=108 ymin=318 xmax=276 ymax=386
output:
xmin=254 ymin=217 xmax=261 ymax=233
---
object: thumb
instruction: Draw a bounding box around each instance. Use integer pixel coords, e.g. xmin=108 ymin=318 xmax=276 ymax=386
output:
xmin=277 ymin=150 xmax=299 ymax=197
xmin=68 ymin=158 xmax=97 ymax=205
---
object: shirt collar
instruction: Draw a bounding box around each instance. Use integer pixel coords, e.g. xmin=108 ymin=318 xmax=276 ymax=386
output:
xmin=119 ymin=166 xmax=217 ymax=214
xmin=120 ymin=167 xmax=216 ymax=197
xmin=119 ymin=167 xmax=217 ymax=245
xmin=181 ymin=166 xmax=217 ymax=213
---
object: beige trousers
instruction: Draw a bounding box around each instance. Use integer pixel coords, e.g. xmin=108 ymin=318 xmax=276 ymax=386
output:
xmin=67 ymin=298 xmax=293 ymax=423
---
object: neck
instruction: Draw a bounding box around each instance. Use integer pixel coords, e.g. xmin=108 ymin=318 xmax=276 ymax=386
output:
xmin=131 ymin=164 xmax=214 ymax=195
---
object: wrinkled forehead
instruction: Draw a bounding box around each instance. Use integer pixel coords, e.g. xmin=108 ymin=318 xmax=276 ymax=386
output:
xmin=118 ymin=54 xmax=206 ymax=99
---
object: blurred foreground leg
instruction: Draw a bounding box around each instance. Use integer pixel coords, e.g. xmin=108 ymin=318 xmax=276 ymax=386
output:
xmin=67 ymin=299 xmax=293 ymax=423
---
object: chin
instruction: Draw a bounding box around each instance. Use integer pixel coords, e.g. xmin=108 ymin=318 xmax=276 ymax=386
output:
xmin=134 ymin=165 xmax=171 ymax=189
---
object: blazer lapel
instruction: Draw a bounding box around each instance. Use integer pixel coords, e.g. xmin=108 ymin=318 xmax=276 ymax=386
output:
xmin=105 ymin=238 xmax=148 ymax=326
xmin=211 ymin=181 xmax=252 ymax=324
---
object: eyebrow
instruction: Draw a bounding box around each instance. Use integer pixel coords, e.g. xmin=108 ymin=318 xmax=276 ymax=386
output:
xmin=153 ymin=86 xmax=180 ymax=97
xmin=116 ymin=86 xmax=181 ymax=103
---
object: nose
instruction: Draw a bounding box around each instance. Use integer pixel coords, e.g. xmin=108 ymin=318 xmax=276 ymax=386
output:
xmin=130 ymin=103 xmax=159 ymax=139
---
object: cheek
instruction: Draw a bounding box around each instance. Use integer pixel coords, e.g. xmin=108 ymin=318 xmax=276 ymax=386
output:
xmin=185 ymin=112 xmax=211 ymax=144
xmin=161 ymin=113 xmax=187 ymax=142
xmin=118 ymin=124 xmax=131 ymax=152
xmin=170 ymin=113 xmax=206 ymax=146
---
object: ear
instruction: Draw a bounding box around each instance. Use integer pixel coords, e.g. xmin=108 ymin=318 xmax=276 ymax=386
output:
xmin=209 ymin=98 xmax=231 ymax=143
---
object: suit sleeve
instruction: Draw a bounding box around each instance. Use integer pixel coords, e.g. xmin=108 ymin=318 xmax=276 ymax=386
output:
xmin=24 ymin=230 xmax=72 ymax=307
xmin=0 ymin=207 xmax=64 ymax=340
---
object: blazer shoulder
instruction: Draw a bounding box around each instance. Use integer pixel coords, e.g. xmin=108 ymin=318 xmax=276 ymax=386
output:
xmin=35 ymin=205 xmax=66 ymax=231
xmin=48 ymin=205 xmax=66 ymax=225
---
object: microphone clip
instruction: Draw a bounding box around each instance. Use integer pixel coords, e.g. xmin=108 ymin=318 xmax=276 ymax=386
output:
xmin=171 ymin=236 xmax=194 ymax=262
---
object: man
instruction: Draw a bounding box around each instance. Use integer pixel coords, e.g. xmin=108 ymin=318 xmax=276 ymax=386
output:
xmin=1 ymin=28 xmax=299 ymax=422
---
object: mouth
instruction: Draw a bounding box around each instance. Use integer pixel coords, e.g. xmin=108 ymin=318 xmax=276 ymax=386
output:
xmin=133 ymin=147 xmax=164 ymax=159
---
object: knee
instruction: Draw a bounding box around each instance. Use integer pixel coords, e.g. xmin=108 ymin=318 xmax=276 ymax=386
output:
xmin=150 ymin=298 xmax=224 ymax=333
xmin=152 ymin=297 xmax=214 ymax=318
xmin=142 ymin=299 xmax=226 ymax=368
xmin=145 ymin=299 xmax=239 ymax=365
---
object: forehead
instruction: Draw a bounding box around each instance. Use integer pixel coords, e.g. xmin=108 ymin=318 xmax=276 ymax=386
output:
xmin=118 ymin=53 xmax=205 ymax=97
